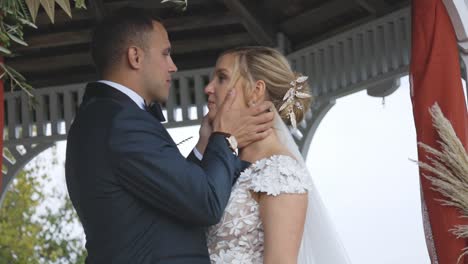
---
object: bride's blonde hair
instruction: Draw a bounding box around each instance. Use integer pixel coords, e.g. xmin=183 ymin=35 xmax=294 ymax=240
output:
xmin=221 ymin=46 xmax=313 ymax=126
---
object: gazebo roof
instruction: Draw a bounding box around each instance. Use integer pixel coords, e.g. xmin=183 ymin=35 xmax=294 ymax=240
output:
xmin=6 ymin=0 xmax=409 ymax=88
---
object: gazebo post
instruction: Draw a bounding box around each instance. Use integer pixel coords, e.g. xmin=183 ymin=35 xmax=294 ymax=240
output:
xmin=461 ymin=49 xmax=468 ymax=98
xmin=442 ymin=0 xmax=468 ymax=98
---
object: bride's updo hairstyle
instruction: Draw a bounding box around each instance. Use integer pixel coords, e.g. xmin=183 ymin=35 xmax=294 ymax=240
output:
xmin=221 ymin=46 xmax=313 ymax=127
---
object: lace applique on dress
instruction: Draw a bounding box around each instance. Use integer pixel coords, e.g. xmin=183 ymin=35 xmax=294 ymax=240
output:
xmin=207 ymin=155 xmax=313 ymax=263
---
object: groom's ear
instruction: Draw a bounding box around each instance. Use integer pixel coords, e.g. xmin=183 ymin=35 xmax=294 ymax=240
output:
xmin=127 ymin=46 xmax=143 ymax=70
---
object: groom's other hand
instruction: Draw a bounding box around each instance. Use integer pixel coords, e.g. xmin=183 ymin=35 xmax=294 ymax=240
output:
xmin=213 ymin=89 xmax=275 ymax=148
xmin=195 ymin=114 xmax=213 ymax=155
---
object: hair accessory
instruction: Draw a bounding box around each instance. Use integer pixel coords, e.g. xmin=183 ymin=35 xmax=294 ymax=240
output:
xmin=279 ymin=75 xmax=311 ymax=128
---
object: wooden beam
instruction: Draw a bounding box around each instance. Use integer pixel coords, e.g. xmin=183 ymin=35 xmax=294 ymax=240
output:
xmin=7 ymin=52 xmax=93 ymax=73
xmin=163 ymin=12 xmax=241 ymax=32
xmin=125 ymin=0 xmax=213 ymax=8
xmin=172 ymin=33 xmax=252 ymax=54
xmin=14 ymin=12 xmax=242 ymax=53
xmin=16 ymin=52 xmax=220 ymax=88
xmin=280 ymin=0 xmax=357 ymax=36
xmin=33 ymin=0 xmax=227 ymax=28
xmin=354 ymin=0 xmax=392 ymax=15
xmin=89 ymin=0 xmax=106 ymax=21
xmin=222 ymin=0 xmax=276 ymax=46
xmin=15 ymin=30 xmax=92 ymax=52
xmin=294 ymin=15 xmax=375 ymax=50
xmin=8 ymin=33 xmax=252 ymax=73
xmin=25 ymin=71 xmax=98 ymax=89
xmin=34 ymin=9 xmax=91 ymax=28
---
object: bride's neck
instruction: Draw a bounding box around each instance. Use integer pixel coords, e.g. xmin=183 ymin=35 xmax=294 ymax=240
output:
xmin=240 ymin=130 xmax=283 ymax=163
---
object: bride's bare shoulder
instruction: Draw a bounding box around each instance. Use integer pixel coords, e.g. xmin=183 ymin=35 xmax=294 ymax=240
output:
xmin=265 ymin=147 xmax=296 ymax=161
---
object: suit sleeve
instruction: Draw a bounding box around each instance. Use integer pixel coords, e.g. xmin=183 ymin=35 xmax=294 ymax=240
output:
xmin=186 ymin=150 xmax=202 ymax=167
xmin=108 ymin=110 xmax=242 ymax=226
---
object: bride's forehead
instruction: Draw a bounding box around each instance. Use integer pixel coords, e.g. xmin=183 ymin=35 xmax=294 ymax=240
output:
xmin=216 ymin=54 xmax=236 ymax=67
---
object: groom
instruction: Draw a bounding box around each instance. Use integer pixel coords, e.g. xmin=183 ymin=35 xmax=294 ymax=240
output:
xmin=65 ymin=7 xmax=274 ymax=264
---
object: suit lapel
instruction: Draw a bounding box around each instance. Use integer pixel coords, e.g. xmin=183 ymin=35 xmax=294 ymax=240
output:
xmin=82 ymin=82 xmax=166 ymax=122
xmin=82 ymin=82 xmax=176 ymax=145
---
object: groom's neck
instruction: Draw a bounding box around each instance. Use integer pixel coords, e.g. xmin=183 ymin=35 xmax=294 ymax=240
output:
xmin=102 ymin=72 xmax=151 ymax=103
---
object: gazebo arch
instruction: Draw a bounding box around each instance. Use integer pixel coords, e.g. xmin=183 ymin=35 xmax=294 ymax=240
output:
xmin=1 ymin=4 xmax=413 ymax=202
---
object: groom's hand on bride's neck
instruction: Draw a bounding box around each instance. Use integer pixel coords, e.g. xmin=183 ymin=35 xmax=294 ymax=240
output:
xmin=195 ymin=115 xmax=213 ymax=155
xmin=213 ymin=89 xmax=275 ymax=148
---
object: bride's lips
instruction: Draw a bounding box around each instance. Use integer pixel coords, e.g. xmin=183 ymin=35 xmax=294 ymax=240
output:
xmin=207 ymin=100 xmax=216 ymax=109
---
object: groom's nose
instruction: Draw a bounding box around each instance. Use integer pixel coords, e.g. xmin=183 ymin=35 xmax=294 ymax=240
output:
xmin=168 ymin=57 xmax=177 ymax=73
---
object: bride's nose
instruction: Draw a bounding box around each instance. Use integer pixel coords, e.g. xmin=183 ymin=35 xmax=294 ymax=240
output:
xmin=204 ymin=81 xmax=215 ymax=95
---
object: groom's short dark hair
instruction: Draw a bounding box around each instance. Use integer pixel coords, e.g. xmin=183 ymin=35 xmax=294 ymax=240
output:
xmin=91 ymin=7 xmax=161 ymax=76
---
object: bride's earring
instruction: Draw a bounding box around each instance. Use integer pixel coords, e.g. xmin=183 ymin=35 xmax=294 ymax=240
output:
xmin=248 ymin=101 xmax=256 ymax=107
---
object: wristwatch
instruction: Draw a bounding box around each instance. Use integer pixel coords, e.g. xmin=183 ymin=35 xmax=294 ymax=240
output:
xmin=213 ymin=132 xmax=238 ymax=156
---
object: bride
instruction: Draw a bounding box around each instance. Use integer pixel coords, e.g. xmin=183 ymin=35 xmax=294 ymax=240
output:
xmin=196 ymin=46 xmax=350 ymax=263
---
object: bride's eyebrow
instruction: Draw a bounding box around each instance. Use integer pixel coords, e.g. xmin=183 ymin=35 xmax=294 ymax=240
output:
xmin=214 ymin=68 xmax=229 ymax=76
xmin=210 ymin=68 xmax=229 ymax=79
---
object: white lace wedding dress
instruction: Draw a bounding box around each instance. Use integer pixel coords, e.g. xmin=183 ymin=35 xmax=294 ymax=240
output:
xmin=207 ymin=112 xmax=351 ymax=264
xmin=207 ymin=155 xmax=312 ymax=263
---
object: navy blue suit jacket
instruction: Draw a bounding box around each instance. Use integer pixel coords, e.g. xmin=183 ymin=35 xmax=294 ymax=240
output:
xmin=65 ymin=82 xmax=247 ymax=264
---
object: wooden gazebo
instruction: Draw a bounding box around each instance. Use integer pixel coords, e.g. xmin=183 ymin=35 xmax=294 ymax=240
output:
xmin=3 ymin=0 xmax=414 ymax=201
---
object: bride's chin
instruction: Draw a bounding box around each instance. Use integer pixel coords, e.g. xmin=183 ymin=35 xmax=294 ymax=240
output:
xmin=207 ymin=110 xmax=216 ymax=122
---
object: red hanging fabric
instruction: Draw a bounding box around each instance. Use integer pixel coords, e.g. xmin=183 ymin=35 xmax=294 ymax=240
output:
xmin=410 ymin=0 xmax=468 ymax=263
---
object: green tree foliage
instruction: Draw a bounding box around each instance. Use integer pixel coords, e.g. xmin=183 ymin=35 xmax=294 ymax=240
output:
xmin=0 ymin=145 xmax=86 ymax=264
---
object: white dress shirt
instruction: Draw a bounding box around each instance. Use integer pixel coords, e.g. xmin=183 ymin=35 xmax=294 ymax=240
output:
xmin=98 ymin=80 xmax=146 ymax=110
xmin=193 ymin=147 xmax=203 ymax=160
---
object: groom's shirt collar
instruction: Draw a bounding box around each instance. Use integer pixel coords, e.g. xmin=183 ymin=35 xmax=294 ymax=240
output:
xmin=98 ymin=80 xmax=146 ymax=110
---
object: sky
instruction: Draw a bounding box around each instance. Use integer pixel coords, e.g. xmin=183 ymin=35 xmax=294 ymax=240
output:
xmin=305 ymin=76 xmax=428 ymax=264
xmin=27 ymin=75 xmax=468 ymax=264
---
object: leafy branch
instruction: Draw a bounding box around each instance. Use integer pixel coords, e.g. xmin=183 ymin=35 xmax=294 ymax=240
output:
xmin=0 ymin=0 xmax=86 ymax=95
